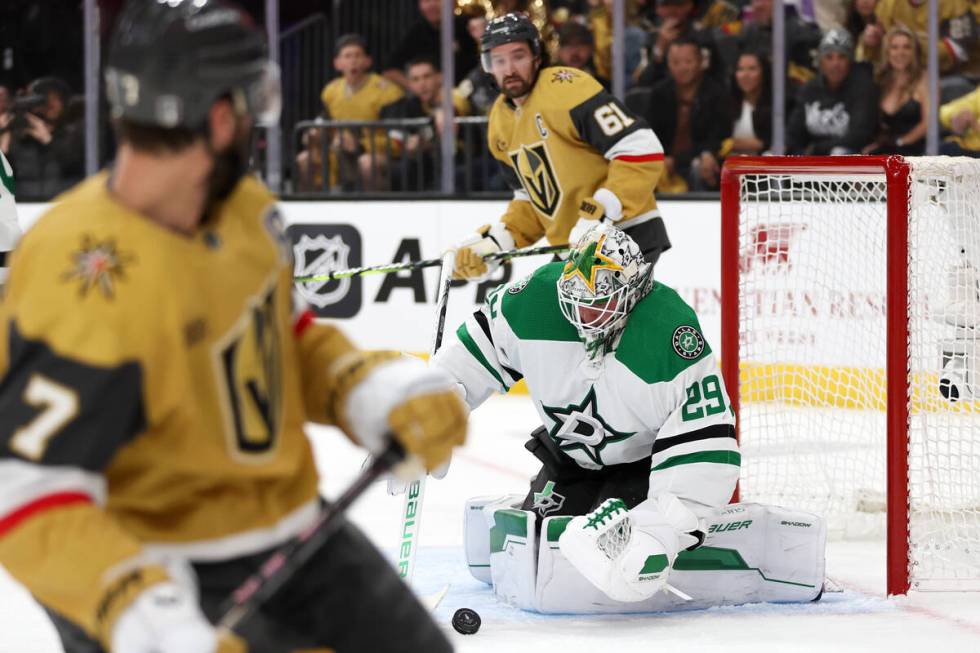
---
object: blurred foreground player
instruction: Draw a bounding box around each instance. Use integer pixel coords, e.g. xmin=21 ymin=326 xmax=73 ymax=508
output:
xmin=0 ymin=2 xmax=465 ymax=652
xmin=434 ymin=223 xmax=826 ymax=612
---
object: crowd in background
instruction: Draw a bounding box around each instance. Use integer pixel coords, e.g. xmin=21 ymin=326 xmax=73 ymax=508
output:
xmin=294 ymin=0 xmax=980 ymax=195
xmin=0 ymin=0 xmax=978 ymax=199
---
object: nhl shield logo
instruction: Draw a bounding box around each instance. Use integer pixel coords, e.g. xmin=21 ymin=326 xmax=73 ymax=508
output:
xmin=294 ymin=234 xmax=352 ymax=308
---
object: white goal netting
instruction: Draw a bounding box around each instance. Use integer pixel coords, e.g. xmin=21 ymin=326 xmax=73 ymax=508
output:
xmin=730 ymin=156 xmax=980 ymax=591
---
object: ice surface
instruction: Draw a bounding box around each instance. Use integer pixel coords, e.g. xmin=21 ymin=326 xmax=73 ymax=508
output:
xmin=2 ymin=395 xmax=979 ymax=652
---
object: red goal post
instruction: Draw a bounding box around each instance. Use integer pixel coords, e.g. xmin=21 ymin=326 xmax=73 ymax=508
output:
xmin=720 ymin=155 xmax=980 ymax=596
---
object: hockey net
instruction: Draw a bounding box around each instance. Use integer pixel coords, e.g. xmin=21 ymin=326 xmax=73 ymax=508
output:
xmin=720 ymin=156 xmax=980 ymax=594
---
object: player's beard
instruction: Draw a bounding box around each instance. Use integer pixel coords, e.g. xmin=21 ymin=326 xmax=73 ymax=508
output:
xmin=205 ymin=120 xmax=252 ymax=215
xmin=500 ymin=73 xmax=533 ymax=100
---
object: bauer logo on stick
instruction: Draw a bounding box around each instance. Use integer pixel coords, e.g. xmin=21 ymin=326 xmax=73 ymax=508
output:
xmin=672 ymin=325 xmax=705 ymax=360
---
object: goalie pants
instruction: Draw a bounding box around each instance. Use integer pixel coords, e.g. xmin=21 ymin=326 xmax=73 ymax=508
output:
xmin=521 ymin=426 xmax=651 ymax=520
xmin=42 ymin=515 xmax=452 ymax=653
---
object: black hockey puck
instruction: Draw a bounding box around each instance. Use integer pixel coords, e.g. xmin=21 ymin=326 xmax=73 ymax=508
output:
xmin=451 ymin=607 xmax=481 ymax=634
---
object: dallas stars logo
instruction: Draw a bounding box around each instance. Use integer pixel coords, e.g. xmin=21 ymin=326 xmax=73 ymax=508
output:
xmin=561 ymin=234 xmax=623 ymax=293
xmin=63 ymin=235 xmax=135 ymax=299
xmin=542 ymin=387 xmax=634 ymax=466
xmin=532 ymin=480 xmax=566 ymax=516
xmin=672 ymin=325 xmax=705 ymax=359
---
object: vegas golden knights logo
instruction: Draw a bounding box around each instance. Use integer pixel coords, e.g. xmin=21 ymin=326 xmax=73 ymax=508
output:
xmin=510 ymin=141 xmax=562 ymax=217
xmin=214 ymin=285 xmax=282 ymax=460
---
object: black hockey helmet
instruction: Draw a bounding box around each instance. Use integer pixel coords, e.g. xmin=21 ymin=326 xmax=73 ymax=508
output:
xmin=105 ymin=0 xmax=280 ymax=131
xmin=480 ymin=12 xmax=542 ymax=73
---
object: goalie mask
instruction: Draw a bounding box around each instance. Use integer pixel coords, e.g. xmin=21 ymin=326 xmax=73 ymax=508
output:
xmin=557 ymin=223 xmax=653 ymax=354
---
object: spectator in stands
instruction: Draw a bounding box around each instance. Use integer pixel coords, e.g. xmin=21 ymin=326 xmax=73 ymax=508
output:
xmin=859 ymin=0 xmax=977 ymax=102
xmin=456 ymin=10 xmax=500 ymax=116
xmin=644 ymin=37 xmax=730 ymax=192
xmin=4 ymin=76 xmax=83 ymax=199
xmin=588 ymin=0 xmax=648 ymax=86
xmin=693 ymin=0 xmax=740 ymax=29
xmin=383 ymin=0 xmax=479 ymax=89
xmin=465 ymin=11 xmax=488 ymax=44
xmin=845 ymin=0 xmax=881 ymax=62
xmin=317 ymin=33 xmax=403 ymax=191
xmin=457 ymin=68 xmax=500 ymax=117
xmin=379 ymin=57 xmax=470 ymax=190
xmin=0 ymin=84 xmax=11 ymax=155
xmin=787 ymin=28 xmax=878 ymax=155
xmin=939 ymin=84 xmax=980 ymax=157
xmin=813 ymin=0 xmax=849 ymax=30
xmin=556 ymin=21 xmax=611 ymax=89
xmin=635 ymin=0 xmax=724 ymax=85
xmin=725 ymin=0 xmax=822 ymax=89
xmin=863 ymin=26 xmax=927 ymax=155
xmin=722 ymin=50 xmax=774 ymax=157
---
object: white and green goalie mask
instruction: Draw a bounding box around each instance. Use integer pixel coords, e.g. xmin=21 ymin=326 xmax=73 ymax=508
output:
xmin=557 ymin=223 xmax=652 ymax=345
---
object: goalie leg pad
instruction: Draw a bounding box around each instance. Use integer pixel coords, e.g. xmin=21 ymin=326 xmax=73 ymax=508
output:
xmin=486 ymin=506 xmax=538 ymax=610
xmin=535 ymin=503 xmax=826 ymax=613
xmin=463 ymin=494 xmax=523 ymax=584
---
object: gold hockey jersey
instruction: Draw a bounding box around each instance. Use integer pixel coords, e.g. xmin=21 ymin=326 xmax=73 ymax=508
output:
xmin=486 ymin=66 xmax=665 ymax=248
xmin=321 ymin=72 xmax=404 ymax=152
xmin=0 ymin=173 xmax=364 ymax=645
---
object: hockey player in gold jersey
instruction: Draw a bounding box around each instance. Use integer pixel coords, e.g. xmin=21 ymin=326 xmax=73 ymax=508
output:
xmin=453 ymin=12 xmax=668 ymax=280
xmin=0 ymin=2 xmax=464 ymax=653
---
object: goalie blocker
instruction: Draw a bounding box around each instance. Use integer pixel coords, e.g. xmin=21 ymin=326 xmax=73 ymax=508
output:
xmin=464 ymin=497 xmax=826 ymax=613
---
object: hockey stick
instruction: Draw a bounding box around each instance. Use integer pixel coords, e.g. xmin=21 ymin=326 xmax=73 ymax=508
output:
xmin=293 ymin=243 xmax=568 ymax=283
xmin=217 ymin=441 xmax=404 ymax=635
xmin=395 ymin=251 xmax=456 ymax=592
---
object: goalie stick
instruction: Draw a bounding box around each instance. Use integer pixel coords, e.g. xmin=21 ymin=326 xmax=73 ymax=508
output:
xmin=395 ymin=251 xmax=456 ymax=588
xmin=293 ymin=243 xmax=568 ymax=283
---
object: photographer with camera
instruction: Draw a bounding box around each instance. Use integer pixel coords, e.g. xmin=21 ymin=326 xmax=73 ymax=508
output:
xmin=2 ymin=77 xmax=83 ymax=199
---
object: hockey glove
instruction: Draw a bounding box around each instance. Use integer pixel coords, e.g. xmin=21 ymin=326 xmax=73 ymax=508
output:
xmin=558 ymin=494 xmax=702 ymax=602
xmin=451 ymin=222 xmax=516 ymax=281
xmin=111 ymin=581 xmax=246 ymax=653
xmin=578 ymin=189 xmax=623 ymax=223
xmin=578 ymin=196 xmax=606 ymax=221
xmin=339 ymin=354 xmax=467 ymax=475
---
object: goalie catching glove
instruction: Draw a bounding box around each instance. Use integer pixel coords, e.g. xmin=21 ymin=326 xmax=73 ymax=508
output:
xmin=451 ymin=222 xmax=516 ymax=281
xmin=334 ymin=351 xmax=468 ymax=476
xmin=558 ymin=494 xmax=703 ymax=602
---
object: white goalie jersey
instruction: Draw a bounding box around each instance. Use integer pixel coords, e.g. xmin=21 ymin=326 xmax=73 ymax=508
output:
xmin=432 ymin=261 xmax=739 ymax=511
xmin=0 ymin=151 xmax=20 ymax=281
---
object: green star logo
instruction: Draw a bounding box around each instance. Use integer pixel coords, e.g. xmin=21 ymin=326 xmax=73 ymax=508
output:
xmin=672 ymin=325 xmax=705 ymax=360
xmin=541 ymin=387 xmax=635 ymax=466
xmin=561 ymin=235 xmax=622 ymax=293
